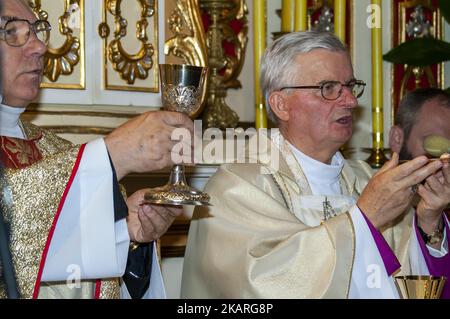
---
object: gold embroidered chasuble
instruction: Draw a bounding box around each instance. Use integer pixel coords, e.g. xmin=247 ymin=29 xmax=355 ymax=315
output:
xmin=0 ymin=121 xmax=119 ymax=299
xmin=181 ymin=132 xmax=414 ymax=298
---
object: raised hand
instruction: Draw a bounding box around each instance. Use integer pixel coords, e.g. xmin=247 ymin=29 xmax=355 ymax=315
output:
xmin=105 ymin=111 xmax=194 ymax=180
xmin=126 ymin=188 xmax=183 ymax=243
xmin=357 ymin=153 xmax=443 ymax=229
xmin=416 ymin=160 xmax=450 ymax=234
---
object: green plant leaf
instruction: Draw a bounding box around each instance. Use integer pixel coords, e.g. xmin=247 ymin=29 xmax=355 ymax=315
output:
xmin=383 ymin=37 xmax=450 ymax=66
xmin=438 ymin=0 xmax=450 ymax=25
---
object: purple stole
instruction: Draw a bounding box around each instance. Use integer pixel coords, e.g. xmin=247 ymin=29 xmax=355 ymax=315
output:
xmin=415 ymin=215 xmax=450 ymax=299
xmin=361 ymin=212 xmax=401 ymax=276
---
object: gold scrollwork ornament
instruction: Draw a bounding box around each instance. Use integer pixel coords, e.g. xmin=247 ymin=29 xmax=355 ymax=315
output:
xmin=29 ymin=0 xmax=81 ymax=83
xmin=99 ymin=0 xmax=156 ymax=85
xmin=164 ymin=0 xmax=208 ymax=67
xmin=200 ymin=0 xmax=248 ymax=129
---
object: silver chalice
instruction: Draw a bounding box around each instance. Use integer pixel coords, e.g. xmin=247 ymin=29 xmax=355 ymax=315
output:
xmin=143 ymin=64 xmax=211 ymax=206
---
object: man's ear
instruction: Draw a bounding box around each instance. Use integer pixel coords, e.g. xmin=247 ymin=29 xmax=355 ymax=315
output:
xmin=389 ymin=125 xmax=404 ymax=154
xmin=268 ymin=92 xmax=290 ymax=122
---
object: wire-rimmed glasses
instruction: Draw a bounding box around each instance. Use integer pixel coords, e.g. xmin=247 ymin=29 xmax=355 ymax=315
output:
xmin=0 ymin=17 xmax=51 ymax=47
xmin=280 ymin=80 xmax=366 ymax=100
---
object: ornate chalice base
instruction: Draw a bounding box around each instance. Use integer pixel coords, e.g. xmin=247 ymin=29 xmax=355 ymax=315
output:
xmin=395 ymin=275 xmax=446 ymax=299
xmin=143 ymin=165 xmax=211 ymax=206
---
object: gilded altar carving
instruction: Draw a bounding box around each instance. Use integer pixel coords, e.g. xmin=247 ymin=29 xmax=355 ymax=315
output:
xmin=309 ymin=0 xmax=335 ymax=32
xmin=30 ymin=0 xmax=83 ymax=87
xmin=99 ymin=0 xmax=156 ymax=86
xmin=400 ymin=0 xmax=441 ymax=98
xmin=216 ymin=0 xmax=248 ymax=92
xmin=200 ymin=0 xmax=248 ymax=129
xmin=392 ymin=0 xmax=443 ymax=121
xmin=164 ymin=0 xmax=208 ymax=67
xmin=164 ymin=0 xmax=248 ymax=128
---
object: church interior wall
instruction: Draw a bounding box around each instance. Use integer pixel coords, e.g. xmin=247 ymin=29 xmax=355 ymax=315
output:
xmin=22 ymin=0 xmax=450 ymax=297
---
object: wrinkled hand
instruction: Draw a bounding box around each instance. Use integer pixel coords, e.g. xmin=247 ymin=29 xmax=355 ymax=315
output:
xmin=357 ymin=153 xmax=443 ymax=229
xmin=126 ymin=189 xmax=183 ymax=242
xmin=416 ymin=161 xmax=450 ymax=233
xmin=105 ymin=111 xmax=194 ymax=180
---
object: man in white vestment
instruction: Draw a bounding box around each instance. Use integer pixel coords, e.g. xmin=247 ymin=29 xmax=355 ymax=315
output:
xmin=0 ymin=0 xmax=192 ymax=298
xmin=181 ymin=31 xmax=450 ymax=298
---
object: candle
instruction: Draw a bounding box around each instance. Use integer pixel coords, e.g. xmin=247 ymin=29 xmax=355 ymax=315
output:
xmin=294 ymin=0 xmax=307 ymax=32
xmin=254 ymin=0 xmax=267 ymax=128
xmin=281 ymin=0 xmax=294 ymax=32
xmin=334 ymin=0 xmax=346 ymax=42
xmin=371 ymin=0 xmax=384 ymax=150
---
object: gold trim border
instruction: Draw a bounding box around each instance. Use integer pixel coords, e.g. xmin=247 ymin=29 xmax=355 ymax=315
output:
xmin=102 ymin=0 xmax=160 ymax=93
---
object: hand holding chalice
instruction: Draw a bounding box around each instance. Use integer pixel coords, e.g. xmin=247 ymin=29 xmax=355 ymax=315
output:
xmin=143 ymin=64 xmax=211 ymax=206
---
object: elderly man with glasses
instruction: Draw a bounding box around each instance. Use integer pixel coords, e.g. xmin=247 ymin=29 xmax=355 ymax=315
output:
xmin=181 ymin=31 xmax=449 ymax=298
xmin=0 ymin=0 xmax=193 ymax=299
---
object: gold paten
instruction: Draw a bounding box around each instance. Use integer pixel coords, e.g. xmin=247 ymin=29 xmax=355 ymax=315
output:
xmin=144 ymin=183 xmax=211 ymax=205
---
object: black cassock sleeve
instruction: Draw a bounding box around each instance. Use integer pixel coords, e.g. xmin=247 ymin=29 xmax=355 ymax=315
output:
xmin=108 ymin=153 xmax=152 ymax=299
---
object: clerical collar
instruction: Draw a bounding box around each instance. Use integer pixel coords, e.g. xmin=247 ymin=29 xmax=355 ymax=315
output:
xmin=287 ymin=142 xmax=345 ymax=196
xmin=0 ymin=103 xmax=26 ymax=139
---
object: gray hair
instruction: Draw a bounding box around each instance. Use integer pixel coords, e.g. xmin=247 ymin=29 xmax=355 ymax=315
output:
xmin=396 ymin=88 xmax=450 ymax=141
xmin=260 ymin=31 xmax=348 ymax=123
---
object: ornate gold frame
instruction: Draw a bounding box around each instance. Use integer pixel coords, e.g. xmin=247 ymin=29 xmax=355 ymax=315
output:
xmin=391 ymin=0 xmax=444 ymax=124
xmin=30 ymin=0 xmax=85 ymax=90
xmin=99 ymin=0 xmax=159 ymax=92
xmin=399 ymin=0 xmax=441 ymax=43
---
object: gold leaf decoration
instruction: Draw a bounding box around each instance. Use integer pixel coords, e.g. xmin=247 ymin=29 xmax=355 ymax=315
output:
xmin=104 ymin=0 xmax=156 ymax=85
xmin=164 ymin=0 xmax=208 ymax=67
xmin=30 ymin=0 xmax=82 ymax=83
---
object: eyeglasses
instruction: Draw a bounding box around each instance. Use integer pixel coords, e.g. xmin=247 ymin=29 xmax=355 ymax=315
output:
xmin=280 ymin=80 xmax=366 ymax=101
xmin=0 ymin=17 xmax=51 ymax=47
